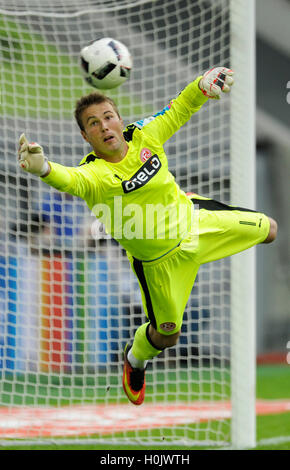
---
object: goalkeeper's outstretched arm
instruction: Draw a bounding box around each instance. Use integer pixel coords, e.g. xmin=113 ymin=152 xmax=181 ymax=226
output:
xmin=17 ymin=66 xmax=234 ymax=191
xmin=18 ymin=134 xmax=99 ymax=201
xmin=138 ymin=67 xmax=234 ymax=145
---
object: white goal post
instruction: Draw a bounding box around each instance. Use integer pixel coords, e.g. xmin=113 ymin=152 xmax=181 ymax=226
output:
xmin=230 ymin=0 xmax=256 ymax=449
xmin=0 ymin=0 xmax=256 ymax=448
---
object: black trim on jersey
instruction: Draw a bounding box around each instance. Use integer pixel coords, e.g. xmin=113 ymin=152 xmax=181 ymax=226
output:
xmin=78 ymin=152 xmax=100 ymax=166
xmin=132 ymin=257 xmax=157 ymax=330
xmin=123 ymin=124 xmax=137 ymax=142
xmin=189 ymin=197 xmax=257 ymax=213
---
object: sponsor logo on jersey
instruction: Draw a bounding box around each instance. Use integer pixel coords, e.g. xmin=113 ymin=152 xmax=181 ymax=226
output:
xmin=122 ymin=154 xmax=161 ymax=193
xmin=140 ymin=147 xmax=152 ymax=162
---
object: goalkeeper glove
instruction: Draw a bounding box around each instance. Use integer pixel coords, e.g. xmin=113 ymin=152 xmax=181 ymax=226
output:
xmin=199 ymin=67 xmax=234 ymax=99
xmin=18 ymin=133 xmax=50 ymax=177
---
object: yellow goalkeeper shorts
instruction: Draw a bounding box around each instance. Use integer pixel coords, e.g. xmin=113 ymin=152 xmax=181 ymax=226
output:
xmin=127 ymin=194 xmax=270 ymax=336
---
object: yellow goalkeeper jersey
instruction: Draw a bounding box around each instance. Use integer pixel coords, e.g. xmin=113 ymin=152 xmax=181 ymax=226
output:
xmin=41 ymin=76 xmax=208 ymax=261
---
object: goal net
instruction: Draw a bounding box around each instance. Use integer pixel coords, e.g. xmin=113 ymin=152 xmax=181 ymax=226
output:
xmin=0 ymin=0 xmax=256 ymax=448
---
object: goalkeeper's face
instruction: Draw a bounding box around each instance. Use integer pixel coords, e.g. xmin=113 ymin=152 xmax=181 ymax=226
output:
xmin=80 ymin=102 xmax=128 ymax=162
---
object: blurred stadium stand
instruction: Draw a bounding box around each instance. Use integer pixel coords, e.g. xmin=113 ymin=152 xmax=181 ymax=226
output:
xmin=256 ymin=0 xmax=290 ymax=357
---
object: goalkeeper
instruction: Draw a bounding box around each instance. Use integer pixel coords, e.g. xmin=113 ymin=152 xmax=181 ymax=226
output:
xmin=18 ymin=67 xmax=277 ymax=406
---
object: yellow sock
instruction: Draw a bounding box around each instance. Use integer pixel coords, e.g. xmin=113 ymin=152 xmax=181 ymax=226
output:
xmin=131 ymin=322 xmax=163 ymax=363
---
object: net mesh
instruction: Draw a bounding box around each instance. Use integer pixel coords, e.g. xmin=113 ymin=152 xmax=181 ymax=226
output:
xmin=0 ymin=0 xmax=235 ymax=446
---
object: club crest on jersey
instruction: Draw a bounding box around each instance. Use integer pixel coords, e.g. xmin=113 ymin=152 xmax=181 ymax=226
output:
xmin=160 ymin=322 xmax=176 ymax=332
xmin=122 ymin=154 xmax=161 ymax=193
xmin=140 ymin=147 xmax=152 ymax=162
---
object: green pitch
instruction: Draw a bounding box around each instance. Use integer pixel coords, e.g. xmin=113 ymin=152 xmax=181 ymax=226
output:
xmin=0 ymin=365 xmax=289 ymax=450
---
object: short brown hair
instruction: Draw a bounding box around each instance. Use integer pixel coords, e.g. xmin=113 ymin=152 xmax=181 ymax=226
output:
xmin=74 ymin=92 xmax=120 ymax=131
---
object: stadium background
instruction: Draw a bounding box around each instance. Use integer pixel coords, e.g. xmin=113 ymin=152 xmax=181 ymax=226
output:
xmin=255 ymin=0 xmax=289 ymax=359
xmin=0 ymin=0 xmax=289 ymax=450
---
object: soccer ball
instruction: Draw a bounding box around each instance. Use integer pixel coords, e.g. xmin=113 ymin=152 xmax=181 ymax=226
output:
xmin=80 ymin=37 xmax=132 ymax=90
